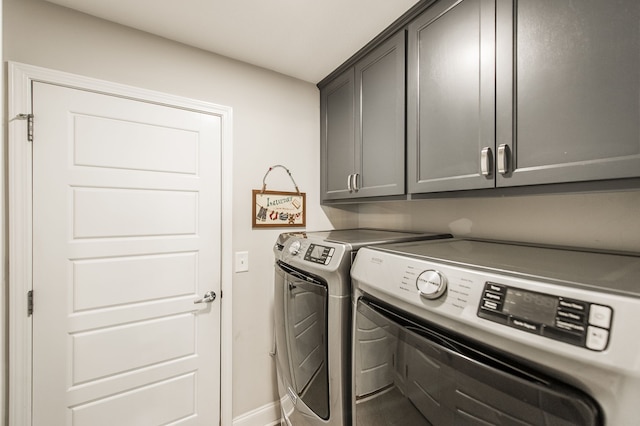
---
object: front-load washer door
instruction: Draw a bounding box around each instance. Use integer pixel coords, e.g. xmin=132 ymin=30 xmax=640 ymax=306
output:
xmin=276 ymin=261 xmax=329 ymax=420
xmin=354 ymin=297 xmax=602 ymax=425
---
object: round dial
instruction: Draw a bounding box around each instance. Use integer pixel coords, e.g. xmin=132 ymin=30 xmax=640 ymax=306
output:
xmin=288 ymin=240 xmax=301 ymax=255
xmin=416 ymin=270 xmax=447 ymax=299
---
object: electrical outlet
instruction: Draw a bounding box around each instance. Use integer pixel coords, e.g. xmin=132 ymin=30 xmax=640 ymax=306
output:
xmin=235 ymin=251 xmax=249 ymax=273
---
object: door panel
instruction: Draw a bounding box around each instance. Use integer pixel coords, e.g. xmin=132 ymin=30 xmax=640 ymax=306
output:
xmin=407 ymin=0 xmax=496 ymax=193
xmin=72 ymin=187 xmax=198 ymax=238
xmin=497 ymin=0 xmax=640 ymax=186
xmin=72 ymin=252 xmax=197 ymax=310
xmin=73 ymin=113 xmax=199 ymax=174
xmin=321 ymin=69 xmax=356 ymax=200
xmin=32 ymin=81 xmax=221 ymax=425
xmin=356 ymin=30 xmax=406 ymax=197
xmin=70 ymin=373 xmax=196 ymax=426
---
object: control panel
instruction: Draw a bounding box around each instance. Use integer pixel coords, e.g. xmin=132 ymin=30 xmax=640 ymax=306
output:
xmin=304 ymin=243 xmax=335 ymax=265
xmin=478 ymin=282 xmax=613 ymax=351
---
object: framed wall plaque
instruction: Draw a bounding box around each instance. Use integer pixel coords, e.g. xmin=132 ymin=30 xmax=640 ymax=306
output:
xmin=252 ymin=189 xmax=306 ymax=228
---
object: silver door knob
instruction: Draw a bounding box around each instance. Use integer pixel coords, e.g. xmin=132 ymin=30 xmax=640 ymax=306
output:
xmin=194 ymin=290 xmax=217 ymax=304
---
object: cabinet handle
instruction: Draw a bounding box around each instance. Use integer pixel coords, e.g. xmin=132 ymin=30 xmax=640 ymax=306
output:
xmin=480 ymin=147 xmax=492 ymax=177
xmin=497 ymin=144 xmax=511 ymax=175
xmin=353 ymin=173 xmax=360 ymax=191
xmin=347 ymin=174 xmax=353 ymax=192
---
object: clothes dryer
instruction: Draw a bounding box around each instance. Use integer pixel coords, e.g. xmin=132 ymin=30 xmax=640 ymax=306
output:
xmin=273 ymin=229 xmax=451 ymax=425
xmin=351 ymin=238 xmax=640 ymax=425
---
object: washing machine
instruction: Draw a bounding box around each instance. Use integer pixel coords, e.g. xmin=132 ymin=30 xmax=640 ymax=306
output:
xmin=351 ymin=238 xmax=640 ymax=425
xmin=272 ymin=229 xmax=451 ymax=425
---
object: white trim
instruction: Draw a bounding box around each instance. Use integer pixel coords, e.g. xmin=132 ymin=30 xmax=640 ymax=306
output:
xmin=0 ymin=4 xmax=6 ymax=425
xmin=232 ymin=401 xmax=281 ymax=426
xmin=7 ymin=61 xmax=234 ymax=426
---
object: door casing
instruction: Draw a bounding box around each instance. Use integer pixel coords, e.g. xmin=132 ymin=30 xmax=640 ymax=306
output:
xmin=7 ymin=61 xmax=234 ymax=426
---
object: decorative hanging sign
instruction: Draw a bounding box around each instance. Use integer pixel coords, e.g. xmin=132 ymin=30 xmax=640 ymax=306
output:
xmin=252 ymin=165 xmax=306 ymax=228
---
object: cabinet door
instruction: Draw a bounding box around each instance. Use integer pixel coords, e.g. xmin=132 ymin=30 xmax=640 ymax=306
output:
xmin=320 ymin=69 xmax=356 ymax=201
xmin=407 ymin=0 xmax=496 ymax=194
xmin=496 ymin=0 xmax=640 ymax=187
xmin=354 ymin=31 xmax=406 ymax=198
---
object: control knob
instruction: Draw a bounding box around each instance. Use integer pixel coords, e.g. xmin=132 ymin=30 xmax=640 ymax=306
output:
xmin=416 ymin=270 xmax=447 ymax=299
xmin=288 ymin=240 xmax=301 ymax=256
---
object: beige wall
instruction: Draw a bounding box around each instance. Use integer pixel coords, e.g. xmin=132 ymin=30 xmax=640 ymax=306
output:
xmin=358 ymin=190 xmax=640 ymax=253
xmin=2 ymin=0 xmax=357 ymax=422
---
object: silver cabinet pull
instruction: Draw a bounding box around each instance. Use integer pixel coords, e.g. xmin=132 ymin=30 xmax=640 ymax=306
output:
xmin=194 ymin=290 xmax=217 ymax=304
xmin=353 ymin=173 xmax=360 ymax=191
xmin=480 ymin=147 xmax=492 ymax=176
xmin=347 ymin=174 xmax=353 ymax=191
xmin=497 ymin=144 xmax=511 ymax=175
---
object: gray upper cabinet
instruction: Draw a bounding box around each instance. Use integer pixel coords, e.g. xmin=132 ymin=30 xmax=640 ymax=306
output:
xmin=407 ymin=0 xmax=496 ymax=193
xmin=496 ymin=0 xmax=640 ymax=187
xmin=321 ymin=69 xmax=356 ymax=200
xmin=320 ymin=31 xmax=406 ymax=201
xmin=323 ymin=0 xmax=640 ymax=199
xmin=409 ymin=0 xmax=640 ymax=194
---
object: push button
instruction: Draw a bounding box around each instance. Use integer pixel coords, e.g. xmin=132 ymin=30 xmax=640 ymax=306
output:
xmin=559 ymin=299 xmax=587 ymax=312
xmin=485 ymin=282 xmax=506 ymax=295
xmin=481 ymin=299 xmax=502 ymax=311
xmin=556 ymin=310 xmax=584 ymax=322
xmin=483 ymin=291 xmax=503 ymax=302
xmin=586 ymin=326 xmax=609 ymax=351
xmin=589 ymin=305 xmax=612 ymax=329
xmin=555 ymin=319 xmax=586 ymax=333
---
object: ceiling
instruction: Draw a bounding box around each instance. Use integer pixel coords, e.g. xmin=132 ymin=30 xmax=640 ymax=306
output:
xmin=44 ymin=0 xmax=421 ymax=83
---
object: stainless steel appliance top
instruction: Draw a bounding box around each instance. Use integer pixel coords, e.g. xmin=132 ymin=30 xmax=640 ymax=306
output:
xmin=370 ymin=238 xmax=640 ymax=298
xmin=276 ymin=228 xmax=448 ymax=252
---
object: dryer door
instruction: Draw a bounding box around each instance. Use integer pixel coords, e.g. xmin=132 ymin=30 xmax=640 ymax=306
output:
xmin=354 ymin=297 xmax=602 ymax=425
xmin=276 ymin=261 xmax=329 ymax=420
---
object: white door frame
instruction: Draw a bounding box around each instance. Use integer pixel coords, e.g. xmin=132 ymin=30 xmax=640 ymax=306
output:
xmin=7 ymin=61 xmax=234 ymax=426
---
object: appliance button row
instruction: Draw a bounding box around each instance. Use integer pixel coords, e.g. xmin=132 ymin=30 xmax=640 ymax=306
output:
xmin=478 ymin=283 xmax=613 ymax=351
xmin=584 ymin=304 xmax=612 ymax=351
xmin=481 ymin=283 xmax=506 ymax=312
xmin=324 ymin=248 xmax=335 ymax=265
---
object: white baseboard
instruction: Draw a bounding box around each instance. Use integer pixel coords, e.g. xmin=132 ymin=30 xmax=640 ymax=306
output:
xmin=233 ymin=400 xmax=281 ymax=426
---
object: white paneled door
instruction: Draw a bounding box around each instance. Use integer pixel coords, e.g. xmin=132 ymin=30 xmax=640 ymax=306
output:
xmin=31 ymin=81 xmax=222 ymax=425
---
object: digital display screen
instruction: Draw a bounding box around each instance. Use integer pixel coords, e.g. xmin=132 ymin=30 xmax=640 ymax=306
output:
xmin=503 ymin=288 xmax=558 ymax=326
xmin=309 ymin=245 xmax=326 ymax=260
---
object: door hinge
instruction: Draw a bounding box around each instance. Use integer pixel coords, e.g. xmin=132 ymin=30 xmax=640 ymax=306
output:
xmin=16 ymin=113 xmax=34 ymax=142
xmin=27 ymin=290 xmax=34 ymax=316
